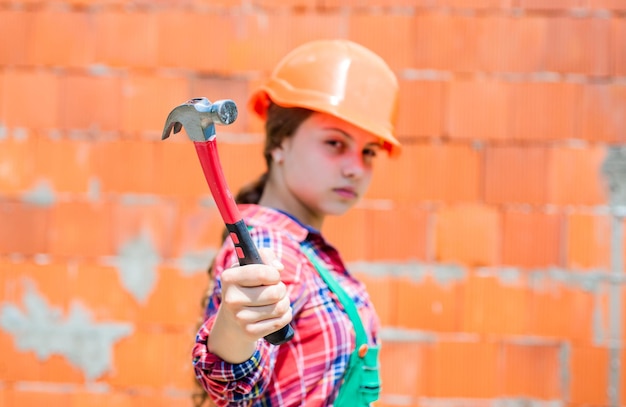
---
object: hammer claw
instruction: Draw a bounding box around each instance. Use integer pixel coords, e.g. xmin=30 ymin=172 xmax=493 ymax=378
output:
xmin=161 ymin=98 xmax=238 ymax=142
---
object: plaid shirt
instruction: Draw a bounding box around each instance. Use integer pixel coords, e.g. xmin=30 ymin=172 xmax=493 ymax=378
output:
xmin=192 ymin=205 xmax=380 ymax=407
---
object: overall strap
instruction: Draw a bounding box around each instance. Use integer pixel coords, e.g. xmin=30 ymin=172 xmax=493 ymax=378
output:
xmin=302 ymin=249 xmax=368 ymax=348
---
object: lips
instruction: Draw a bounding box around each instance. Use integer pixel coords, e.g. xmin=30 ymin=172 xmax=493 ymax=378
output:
xmin=333 ymin=187 xmax=358 ymax=199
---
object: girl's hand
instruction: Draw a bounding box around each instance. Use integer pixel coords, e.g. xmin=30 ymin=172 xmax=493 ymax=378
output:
xmin=208 ymin=248 xmax=293 ymax=363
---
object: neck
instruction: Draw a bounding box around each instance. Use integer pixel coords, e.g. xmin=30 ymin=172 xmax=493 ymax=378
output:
xmin=259 ymin=182 xmax=324 ymax=231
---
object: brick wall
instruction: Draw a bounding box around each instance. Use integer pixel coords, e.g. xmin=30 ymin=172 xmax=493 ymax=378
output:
xmin=1 ymin=0 xmax=625 ymax=406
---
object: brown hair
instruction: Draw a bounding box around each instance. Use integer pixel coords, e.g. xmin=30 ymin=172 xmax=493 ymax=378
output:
xmin=235 ymin=103 xmax=314 ymax=205
xmin=192 ymin=102 xmax=314 ymax=407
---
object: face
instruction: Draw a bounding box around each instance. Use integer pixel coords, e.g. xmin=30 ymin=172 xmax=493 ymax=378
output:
xmin=266 ymin=112 xmax=382 ymax=228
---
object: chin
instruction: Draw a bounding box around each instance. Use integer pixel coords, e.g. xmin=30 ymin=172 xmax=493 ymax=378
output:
xmin=324 ymin=202 xmax=356 ymax=216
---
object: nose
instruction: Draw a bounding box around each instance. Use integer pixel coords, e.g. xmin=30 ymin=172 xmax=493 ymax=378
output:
xmin=341 ymin=153 xmax=367 ymax=179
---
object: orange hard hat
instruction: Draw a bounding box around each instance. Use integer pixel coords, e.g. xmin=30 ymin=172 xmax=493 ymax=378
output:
xmin=249 ymin=39 xmax=401 ymax=157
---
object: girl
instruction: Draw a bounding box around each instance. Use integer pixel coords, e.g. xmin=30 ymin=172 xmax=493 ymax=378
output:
xmin=192 ymin=39 xmax=401 ymax=407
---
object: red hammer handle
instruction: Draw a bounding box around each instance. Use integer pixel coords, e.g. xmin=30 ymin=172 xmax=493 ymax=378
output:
xmin=194 ymin=141 xmax=294 ymax=346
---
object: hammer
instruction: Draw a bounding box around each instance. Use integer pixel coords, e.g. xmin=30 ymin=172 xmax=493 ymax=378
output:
xmin=162 ymin=97 xmax=294 ymax=346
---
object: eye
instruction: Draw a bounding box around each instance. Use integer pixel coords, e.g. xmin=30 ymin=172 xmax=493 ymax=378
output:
xmin=363 ymin=147 xmax=378 ymax=158
xmin=325 ymin=139 xmax=346 ymax=151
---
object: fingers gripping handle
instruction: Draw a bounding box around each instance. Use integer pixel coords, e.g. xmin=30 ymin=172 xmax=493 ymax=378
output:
xmin=225 ymin=220 xmax=295 ymax=345
xmin=195 ymin=142 xmax=294 ymax=346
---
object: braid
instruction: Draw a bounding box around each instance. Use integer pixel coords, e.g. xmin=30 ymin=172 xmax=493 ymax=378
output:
xmin=235 ymin=172 xmax=269 ymax=205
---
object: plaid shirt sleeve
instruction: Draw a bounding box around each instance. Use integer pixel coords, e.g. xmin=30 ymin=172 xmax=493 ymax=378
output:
xmin=192 ymin=315 xmax=274 ymax=406
xmin=191 ymin=219 xmax=310 ymax=406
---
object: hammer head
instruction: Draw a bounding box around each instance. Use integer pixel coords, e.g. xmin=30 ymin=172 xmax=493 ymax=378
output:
xmin=161 ymin=97 xmax=238 ymax=142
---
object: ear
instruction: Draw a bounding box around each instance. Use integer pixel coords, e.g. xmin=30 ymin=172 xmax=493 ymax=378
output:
xmin=271 ymin=147 xmax=284 ymax=164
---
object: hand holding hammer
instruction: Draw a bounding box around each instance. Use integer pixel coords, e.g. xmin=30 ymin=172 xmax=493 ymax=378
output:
xmin=162 ymin=97 xmax=295 ymax=347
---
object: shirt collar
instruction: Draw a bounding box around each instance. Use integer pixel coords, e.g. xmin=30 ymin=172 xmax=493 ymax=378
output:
xmin=238 ymin=204 xmax=317 ymax=243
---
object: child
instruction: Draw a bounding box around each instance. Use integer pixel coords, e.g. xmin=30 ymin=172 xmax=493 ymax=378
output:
xmin=192 ymin=39 xmax=401 ymax=407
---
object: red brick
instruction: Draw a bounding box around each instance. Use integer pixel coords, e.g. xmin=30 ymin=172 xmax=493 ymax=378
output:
xmin=137 ymin=392 xmax=196 ymax=407
xmin=129 ymin=0 xmax=194 ymax=6
xmin=463 ymin=269 xmax=530 ymax=335
xmin=156 ymin=10 xmax=214 ymax=72
xmin=0 ymin=10 xmax=29 ymax=65
xmin=198 ymin=14 xmax=290 ymax=74
xmin=363 ymin=204 xmax=429 ymax=261
xmin=541 ymin=16 xmax=611 ymax=76
xmin=189 ymin=0 xmax=247 ymax=6
xmin=2 ymin=69 xmax=61 ymax=129
xmin=548 ymin=144 xmax=608 ymax=205
xmin=364 ymin=146 xmax=413 ymax=203
xmin=68 ymin=262 xmax=140 ymax=321
xmin=1 ymin=260 xmax=69 ymax=308
xmin=138 ymin=265 xmax=208 ymax=327
xmin=212 ymin=140 xmax=266 ymax=195
xmin=162 ymin=328 xmax=199 ymax=391
xmin=35 ymin=137 xmax=95 ymax=194
xmin=153 ymin=140 xmax=210 ymax=197
xmin=109 ymin=197 xmax=179 ymax=260
xmin=566 ymin=212 xmax=612 ymax=270
xmin=121 ymin=74 xmax=189 ymax=136
xmin=502 ymin=209 xmax=563 ymax=268
xmin=108 ymin=330 xmax=169 ymax=388
xmin=0 ymin=202 xmax=51 ymax=255
xmin=435 ymin=203 xmax=500 ymax=266
xmin=368 ymin=142 xmax=481 ymax=203
xmin=580 ymin=83 xmax=626 ymax=143
xmin=321 ymin=0 xmax=418 ymax=6
xmin=500 ymin=342 xmax=562 ymax=398
xmin=446 ymin=79 xmax=511 ymax=140
xmin=171 ymin=199 xmax=224 ymax=259
xmin=37 ymin=354 xmax=85 ymax=384
xmin=48 ymin=201 xmax=114 ymax=258
xmin=94 ymin=139 xmax=157 ymax=194
xmin=6 ymin=388 xmax=71 ymax=407
xmin=351 ymin=272 xmax=395 ymax=327
xmin=591 ymin=0 xmax=626 ymax=9
xmin=519 ymin=0 xmax=586 ymax=9
xmin=218 ymin=12 xmax=348 ymax=73
xmin=72 ymin=391 xmax=194 ymax=407
xmin=70 ymin=391 xmax=134 ymax=407
xmin=60 ymin=73 xmax=122 ymax=132
xmin=396 ymin=79 xmax=444 ymax=138
xmin=484 ymin=145 xmax=550 ymax=205
xmin=0 ymin=71 xmax=3 ymax=121
xmin=570 ymin=346 xmax=609 ymax=405
xmin=282 ymin=12 xmax=347 ymax=47
xmin=487 ymin=15 xmax=548 ymax=73
xmin=511 ymin=81 xmax=582 ymax=141
xmin=529 ymin=280 xmax=595 ymax=343
xmin=413 ymin=12 xmax=488 ymax=72
xmin=94 ymin=10 xmax=158 ymax=68
xmin=442 ymin=0 xmax=511 ymax=7
xmin=395 ymin=272 xmax=465 ymax=332
xmin=252 ymin=0 xmax=318 ymax=6
xmin=0 ymin=329 xmax=42 ymax=382
xmin=431 ymin=341 xmax=499 ymax=398
xmin=156 ymin=137 xmax=265 ymax=198
xmin=378 ymin=341 xmax=434 ymax=400
xmin=0 ymin=135 xmax=38 ymax=195
xmin=348 ymin=14 xmax=415 ymax=71
xmin=27 ymin=10 xmax=94 ymax=67
xmin=412 ymin=142 xmax=481 ymax=203
xmin=323 ymin=207 xmax=368 ymax=261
